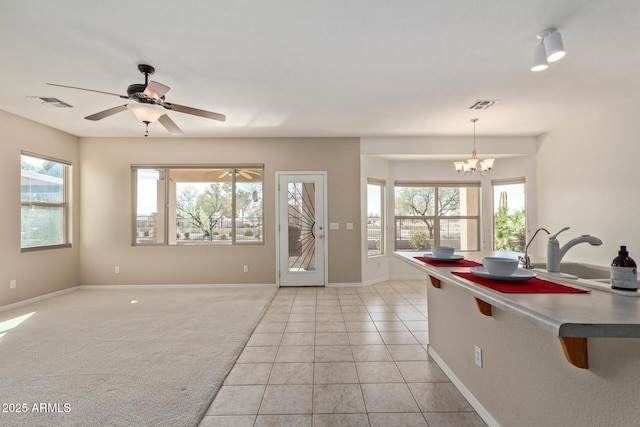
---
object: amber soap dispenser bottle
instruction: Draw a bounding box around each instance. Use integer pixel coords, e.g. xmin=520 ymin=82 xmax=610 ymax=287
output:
xmin=611 ymin=246 xmax=637 ymax=291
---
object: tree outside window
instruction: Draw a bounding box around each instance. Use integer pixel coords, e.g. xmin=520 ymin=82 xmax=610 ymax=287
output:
xmin=134 ymin=166 xmax=263 ymax=245
xmin=394 ymin=183 xmax=479 ymax=251
xmin=176 ymin=182 xmax=231 ymax=241
xmin=493 ymin=180 xmax=526 ymax=252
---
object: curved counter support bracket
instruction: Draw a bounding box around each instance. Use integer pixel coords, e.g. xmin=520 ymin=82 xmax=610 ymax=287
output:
xmin=429 ymin=276 xmax=441 ymax=288
xmin=475 ymin=298 xmax=492 ymax=316
xmin=471 ymin=298 xmax=588 ymax=368
xmin=428 ymin=271 xmax=589 ymax=369
xmin=558 ymin=336 xmax=588 ymax=369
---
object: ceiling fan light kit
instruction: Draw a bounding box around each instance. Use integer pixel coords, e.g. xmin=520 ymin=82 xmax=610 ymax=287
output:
xmin=127 ymin=103 xmax=165 ymax=123
xmin=47 ymin=64 xmax=226 ymax=136
xmin=531 ymin=28 xmax=566 ymax=72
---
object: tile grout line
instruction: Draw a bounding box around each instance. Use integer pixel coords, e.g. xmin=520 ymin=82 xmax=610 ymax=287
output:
xmin=203 ymin=281 xmax=485 ymax=426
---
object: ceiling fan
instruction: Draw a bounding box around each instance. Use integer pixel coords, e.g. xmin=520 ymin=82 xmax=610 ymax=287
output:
xmin=47 ymin=64 xmax=226 ymax=136
xmin=218 ymin=169 xmax=262 ymax=180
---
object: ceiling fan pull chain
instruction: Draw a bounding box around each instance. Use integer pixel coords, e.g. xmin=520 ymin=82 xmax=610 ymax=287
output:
xmin=144 ymin=121 xmax=149 ymax=137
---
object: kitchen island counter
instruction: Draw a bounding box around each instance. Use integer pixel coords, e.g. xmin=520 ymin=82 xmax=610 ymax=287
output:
xmin=394 ymin=251 xmax=640 ymax=427
xmin=396 ymin=251 xmax=640 ymax=339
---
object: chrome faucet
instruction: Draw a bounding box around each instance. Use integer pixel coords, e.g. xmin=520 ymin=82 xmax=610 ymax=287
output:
xmin=519 ymin=227 xmax=550 ymax=269
xmin=546 ymin=227 xmax=602 ymax=272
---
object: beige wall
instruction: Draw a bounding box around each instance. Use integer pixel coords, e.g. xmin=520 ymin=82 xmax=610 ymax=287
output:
xmin=535 ymin=97 xmax=640 ymax=266
xmin=78 ymin=137 xmax=361 ymax=286
xmin=1 ymin=110 xmax=362 ymax=303
xmin=428 ymin=279 xmax=640 ymax=427
xmin=0 ymin=111 xmax=80 ymax=306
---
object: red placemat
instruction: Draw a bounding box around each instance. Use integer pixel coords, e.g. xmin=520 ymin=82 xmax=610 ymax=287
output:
xmin=414 ymin=256 xmax=482 ymax=268
xmin=452 ymin=271 xmax=589 ymax=294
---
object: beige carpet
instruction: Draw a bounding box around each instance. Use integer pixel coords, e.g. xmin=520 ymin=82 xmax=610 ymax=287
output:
xmin=0 ymin=286 xmax=277 ymax=427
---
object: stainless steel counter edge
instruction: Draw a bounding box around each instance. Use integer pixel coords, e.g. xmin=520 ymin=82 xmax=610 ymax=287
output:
xmin=395 ymin=251 xmax=640 ymax=338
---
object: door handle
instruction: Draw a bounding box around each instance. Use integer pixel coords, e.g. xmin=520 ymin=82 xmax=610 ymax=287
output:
xmin=318 ymin=234 xmax=324 ymax=239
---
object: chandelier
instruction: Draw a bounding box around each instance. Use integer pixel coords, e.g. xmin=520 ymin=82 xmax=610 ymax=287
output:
xmin=454 ymin=118 xmax=494 ymax=176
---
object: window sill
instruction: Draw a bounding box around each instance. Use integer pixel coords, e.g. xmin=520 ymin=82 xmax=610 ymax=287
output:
xmin=21 ymin=243 xmax=72 ymax=253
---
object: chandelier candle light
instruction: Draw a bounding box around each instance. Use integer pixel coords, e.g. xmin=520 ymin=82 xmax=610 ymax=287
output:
xmin=454 ymin=118 xmax=494 ymax=176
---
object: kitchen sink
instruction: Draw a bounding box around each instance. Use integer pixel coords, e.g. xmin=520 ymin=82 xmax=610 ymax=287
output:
xmin=530 ymin=261 xmax=609 ymax=280
xmin=531 ymin=262 xmax=639 ymax=297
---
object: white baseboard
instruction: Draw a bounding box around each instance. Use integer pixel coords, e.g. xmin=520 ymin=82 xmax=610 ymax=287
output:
xmin=2 ymin=278 xmax=431 ymax=312
xmin=78 ymin=283 xmax=278 ymax=290
xmin=1 ymin=284 xmax=278 ymax=312
xmin=0 ymin=287 xmax=77 ymax=312
xmin=427 ymin=346 xmax=500 ymax=427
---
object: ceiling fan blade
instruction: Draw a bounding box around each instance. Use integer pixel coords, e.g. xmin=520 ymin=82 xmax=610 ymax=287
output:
xmin=85 ymin=104 xmax=128 ymax=121
xmin=238 ymin=170 xmax=253 ymax=180
xmin=162 ymin=102 xmax=226 ymax=122
xmin=47 ymin=83 xmax=128 ymax=99
xmin=144 ymin=81 xmax=170 ymax=100
xmin=158 ymin=114 xmax=184 ymax=135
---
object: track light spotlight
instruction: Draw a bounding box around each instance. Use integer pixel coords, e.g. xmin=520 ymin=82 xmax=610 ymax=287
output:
xmin=545 ymin=30 xmax=565 ymax=62
xmin=532 ymin=28 xmax=565 ymax=72
xmin=531 ymin=42 xmax=548 ymax=71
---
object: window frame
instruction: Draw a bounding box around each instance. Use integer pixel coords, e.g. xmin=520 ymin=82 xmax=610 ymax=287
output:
xmin=131 ymin=164 xmax=265 ymax=247
xmin=20 ymin=151 xmax=72 ymax=252
xmin=492 ymin=177 xmax=526 ymax=252
xmin=393 ymin=181 xmax=481 ymax=252
xmin=366 ymin=178 xmax=386 ymax=257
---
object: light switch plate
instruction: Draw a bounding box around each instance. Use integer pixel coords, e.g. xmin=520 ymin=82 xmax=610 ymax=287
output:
xmin=330 ymin=223 xmax=340 ymax=230
xmin=346 ymin=223 xmax=354 ymax=230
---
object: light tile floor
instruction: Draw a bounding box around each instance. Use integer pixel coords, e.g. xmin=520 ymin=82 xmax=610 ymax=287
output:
xmin=200 ymin=280 xmax=487 ymax=427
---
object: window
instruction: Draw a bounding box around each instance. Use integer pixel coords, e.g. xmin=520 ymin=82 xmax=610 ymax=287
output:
xmin=493 ymin=178 xmax=526 ymax=252
xmin=133 ymin=166 xmax=263 ymax=245
xmin=367 ymin=179 xmax=385 ymax=256
xmin=21 ymin=153 xmax=71 ymax=250
xmin=394 ymin=182 xmax=480 ymax=251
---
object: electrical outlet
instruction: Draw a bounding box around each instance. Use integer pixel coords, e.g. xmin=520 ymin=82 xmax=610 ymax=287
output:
xmin=10 ymin=279 xmax=16 ymax=289
xmin=474 ymin=345 xmax=483 ymax=367
xmin=243 ymin=265 xmax=249 ymax=273
xmin=114 ymin=266 xmax=120 ymax=274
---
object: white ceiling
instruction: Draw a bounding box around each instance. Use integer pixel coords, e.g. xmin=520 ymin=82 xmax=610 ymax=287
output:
xmin=1 ymin=0 xmax=639 ymax=139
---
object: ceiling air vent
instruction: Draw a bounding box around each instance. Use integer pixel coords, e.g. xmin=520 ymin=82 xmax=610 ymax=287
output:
xmin=468 ymin=100 xmax=498 ymax=110
xmin=29 ymin=96 xmax=73 ymax=108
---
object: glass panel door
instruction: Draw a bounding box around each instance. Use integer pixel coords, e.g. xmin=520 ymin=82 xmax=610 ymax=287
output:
xmin=287 ymin=182 xmax=316 ymax=271
xmin=278 ymin=173 xmax=326 ymax=286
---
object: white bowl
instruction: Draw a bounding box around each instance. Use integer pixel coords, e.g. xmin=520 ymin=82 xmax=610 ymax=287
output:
xmin=432 ymin=246 xmax=455 ymax=258
xmin=482 ymin=257 xmax=519 ymax=276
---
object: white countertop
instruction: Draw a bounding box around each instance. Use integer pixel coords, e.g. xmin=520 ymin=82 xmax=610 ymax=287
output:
xmin=395 ymin=251 xmax=640 ymax=338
